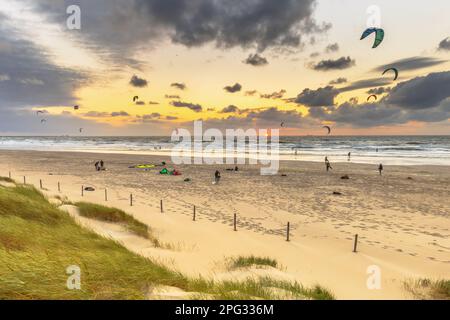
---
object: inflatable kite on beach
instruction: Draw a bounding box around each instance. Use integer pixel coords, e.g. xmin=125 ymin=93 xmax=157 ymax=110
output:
xmin=367 ymin=94 xmax=378 ymax=102
xmin=382 ymin=68 xmax=399 ymax=81
xmin=360 ymin=28 xmax=384 ymax=48
xmin=323 ymin=126 xmax=331 ymax=135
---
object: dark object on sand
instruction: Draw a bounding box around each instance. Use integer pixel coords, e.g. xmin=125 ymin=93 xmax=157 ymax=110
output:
xmin=84 ymin=187 xmax=95 ymax=192
xmin=281 ymin=174 xmax=287 ymax=177
xmin=333 ymin=191 xmax=342 ymax=196
xmin=184 ymin=178 xmax=191 ymax=182
xmin=341 ymin=175 xmax=350 ymax=180
xmin=226 ymin=168 xmax=234 ymax=171
xmin=407 ymin=177 xmax=414 ymax=180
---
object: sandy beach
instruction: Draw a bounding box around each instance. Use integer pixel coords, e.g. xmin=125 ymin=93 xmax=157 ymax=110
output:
xmin=1 ymin=149 xmax=449 ymax=300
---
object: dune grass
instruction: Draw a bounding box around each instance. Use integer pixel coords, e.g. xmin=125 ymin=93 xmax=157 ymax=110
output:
xmin=75 ymin=202 xmax=150 ymax=239
xmin=228 ymin=255 xmax=279 ymax=270
xmin=405 ymin=279 xmax=450 ymax=300
xmin=0 ymin=181 xmax=334 ymax=300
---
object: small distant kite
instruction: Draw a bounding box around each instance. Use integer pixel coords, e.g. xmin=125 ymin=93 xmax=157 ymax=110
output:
xmin=280 ymin=122 xmax=285 ymax=127
xmin=41 ymin=119 xmax=47 ymax=124
xmin=367 ymin=95 xmax=378 ymax=102
xmin=36 ymin=110 xmax=45 ymax=116
xmin=133 ymin=96 xmax=139 ymax=102
xmin=79 ymin=128 xmax=83 ymax=133
xmin=360 ymin=28 xmax=384 ymax=48
xmin=323 ymin=126 xmax=331 ymax=135
xmin=382 ymin=67 xmax=399 ymax=81
xmin=74 ymin=105 xmax=80 ymax=110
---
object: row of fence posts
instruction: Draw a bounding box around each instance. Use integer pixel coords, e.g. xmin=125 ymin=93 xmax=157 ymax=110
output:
xmin=13 ymin=172 xmax=360 ymax=252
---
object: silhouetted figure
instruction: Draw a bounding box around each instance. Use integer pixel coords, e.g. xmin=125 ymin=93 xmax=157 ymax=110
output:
xmin=325 ymin=157 xmax=333 ymax=172
xmin=214 ymin=170 xmax=221 ymax=184
xmin=378 ymin=164 xmax=383 ymax=176
xmin=100 ymin=160 xmax=104 ymax=170
xmin=235 ymin=166 xmax=239 ymax=172
xmin=348 ymin=152 xmax=351 ymax=162
xmin=94 ymin=161 xmax=100 ymax=171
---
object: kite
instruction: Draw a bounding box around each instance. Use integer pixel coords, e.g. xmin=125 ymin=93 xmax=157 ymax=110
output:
xmin=74 ymin=105 xmax=80 ymax=110
xmin=367 ymin=95 xmax=378 ymax=102
xmin=79 ymin=128 xmax=83 ymax=133
xmin=281 ymin=122 xmax=285 ymax=127
xmin=382 ymin=68 xmax=399 ymax=81
xmin=36 ymin=110 xmax=45 ymax=116
xmin=133 ymin=96 xmax=139 ymax=102
xmin=360 ymin=28 xmax=384 ymax=48
xmin=41 ymin=119 xmax=47 ymax=124
xmin=323 ymin=126 xmax=331 ymax=135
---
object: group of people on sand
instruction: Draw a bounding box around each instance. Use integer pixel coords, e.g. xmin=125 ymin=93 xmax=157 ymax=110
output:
xmin=325 ymin=156 xmax=384 ymax=175
xmin=94 ymin=160 xmax=105 ymax=171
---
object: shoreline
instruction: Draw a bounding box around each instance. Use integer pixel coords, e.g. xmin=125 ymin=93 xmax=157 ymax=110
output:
xmin=1 ymin=149 xmax=449 ymax=299
xmin=0 ymin=148 xmax=449 ymax=167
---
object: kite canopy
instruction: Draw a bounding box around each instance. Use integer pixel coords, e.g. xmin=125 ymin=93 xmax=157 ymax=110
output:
xmin=360 ymin=28 xmax=385 ymax=48
xmin=382 ymin=67 xmax=399 ymax=81
xmin=367 ymin=94 xmax=378 ymax=102
xmin=323 ymin=126 xmax=331 ymax=135
xmin=133 ymin=96 xmax=139 ymax=102
xmin=74 ymin=105 xmax=79 ymax=110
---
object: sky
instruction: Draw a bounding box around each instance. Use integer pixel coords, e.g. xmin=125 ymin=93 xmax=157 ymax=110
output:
xmin=0 ymin=0 xmax=449 ymax=136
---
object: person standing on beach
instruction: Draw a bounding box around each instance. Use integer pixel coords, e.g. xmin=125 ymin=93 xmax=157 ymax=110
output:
xmin=100 ymin=160 xmax=105 ymax=170
xmin=378 ymin=164 xmax=383 ymax=176
xmin=214 ymin=170 xmax=221 ymax=184
xmin=94 ymin=161 xmax=100 ymax=171
xmin=325 ymin=157 xmax=333 ymax=172
xmin=348 ymin=152 xmax=351 ymax=162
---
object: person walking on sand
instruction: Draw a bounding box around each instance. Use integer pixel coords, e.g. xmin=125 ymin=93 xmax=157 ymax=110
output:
xmin=214 ymin=170 xmax=221 ymax=184
xmin=378 ymin=163 xmax=383 ymax=176
xmin=100 ymin=160 xmax=105 ymax=171
xmin=94 ymin=161 xmax=100 ymax=171
xmin=325 ymin=157 xmax=333 ymax=172
xmin=348 ymin=152 xmax=351 ymax=162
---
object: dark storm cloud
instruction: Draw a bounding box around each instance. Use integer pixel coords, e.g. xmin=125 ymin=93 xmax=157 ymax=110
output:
xmin=385 ymin=71 xmax=450 ymax=110
xmin=171 ymin=82 xmax=187 ymax=90
xmin=306 ymin=71 xmax=450 ymax=127
xmin=325 ymin=43 xmax=339 ymax=53
xmin=170 ymin=101 xmax=203 ymax=112
xmin=0 ymin=18 xmax=87 ymax=108
xmin=295 ymin=86 xmax=340 ymax=107
xmin=29 ymin=0 xmax=330 ymax=63
xmin=224 ymin=83 xmax=242 ymax=93
xmin=329 ymin=77 xmax=347 ymax=85
xmin=311 ymin=56 xmax=355 ymax=71
xmin=244 ymin=53 xmax=269 ymax=66
xmin=438 ymin=37 xmax=450 ymax=51
xmin=260 ymin=90 xmax=287 ymax=99
xmin=129 ymin=75 xmax=148 ymax=87
xmin=221 ymin=105 xmax=240 ymax=113
xmin=374 ymin=57 xmax=446 ymax=73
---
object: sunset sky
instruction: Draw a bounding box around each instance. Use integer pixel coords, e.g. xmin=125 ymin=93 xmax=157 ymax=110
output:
xmin=0 ymin=0 xmax=449 ymax=136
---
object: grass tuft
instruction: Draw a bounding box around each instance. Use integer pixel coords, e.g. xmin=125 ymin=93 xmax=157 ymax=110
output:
xmin=75 ymin=202 xmax=149 ymax=239
xmin=405 ymin=278 xmax=450 ymax=300
xmin=227 ymin=255 xmax=278 ymax=270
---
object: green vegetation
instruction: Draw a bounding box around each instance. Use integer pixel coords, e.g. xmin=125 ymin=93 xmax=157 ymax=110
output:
xmin=405 ymin=279 xmax=450 ymax=300
xmin=0 ymin=181 xmax=334 ymax=300
xmin=75 ymin=202 xmax=149 ymax=239
xmin=228 ymin=255 xmax=279 ymax=270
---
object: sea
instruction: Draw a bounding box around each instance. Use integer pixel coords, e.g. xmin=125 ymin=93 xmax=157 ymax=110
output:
xmin=0 ymin=136 xmax=449 ymax=166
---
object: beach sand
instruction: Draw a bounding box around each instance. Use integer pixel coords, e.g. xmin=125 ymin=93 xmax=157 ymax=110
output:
xmin=0 ymin=149 xmax=449 ymax=300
